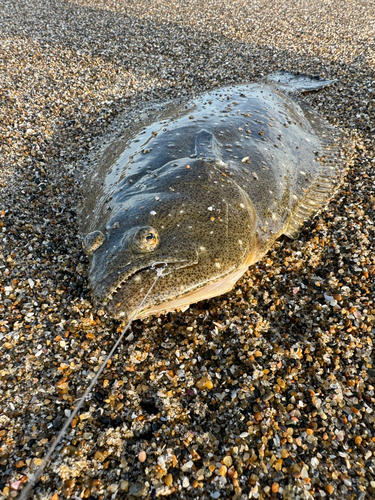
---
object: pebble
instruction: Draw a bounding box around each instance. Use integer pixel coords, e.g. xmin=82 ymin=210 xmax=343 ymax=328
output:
xmin=120 ymin=480 xmax=129 ymax=491
xmin=107 ymin=483 xmax=118 ymax=493
xmin=10 ymin=482 xmax=20 ymax=491
xmin=138 ymin=450 xmax=147 ymax=462
xmin=355 ymin=435 xmax=363 ymax=446
xmin=326 ymin=484 xmax=334 ymax=495
xmin=219 ymin=465 xmax=227 ymax=476
xmin=196 ymin=376 xmax=214 ymax=390
xmin=1 ymin=1 xmax=375 ymax=500
xmin=128 ymin=483 xmax=147 ymax=497
xmin=271 ymin=482 xmax=280 ymax=493
xmin=163 ymin=474 xmax=173 ymax=487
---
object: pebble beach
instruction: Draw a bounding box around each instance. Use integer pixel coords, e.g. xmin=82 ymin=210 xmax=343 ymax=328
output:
xmin=1 ymin=0 xmax=375 ymax=499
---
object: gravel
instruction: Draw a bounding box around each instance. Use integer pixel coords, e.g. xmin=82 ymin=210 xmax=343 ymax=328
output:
xmin=1 ymin=0 xmax=375 ymax=499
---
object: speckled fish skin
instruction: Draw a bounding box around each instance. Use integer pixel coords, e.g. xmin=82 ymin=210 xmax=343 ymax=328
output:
xmin=81 ymin=74 xmax=343 ymax=320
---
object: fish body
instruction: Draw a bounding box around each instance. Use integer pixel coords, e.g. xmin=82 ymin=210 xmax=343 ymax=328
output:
xmin=80 ymin=73 xmax=343 ymax=320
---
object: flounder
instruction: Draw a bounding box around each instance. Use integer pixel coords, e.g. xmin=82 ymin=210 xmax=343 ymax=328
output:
xmin=80 ymin=73 xmax=344 ymax=320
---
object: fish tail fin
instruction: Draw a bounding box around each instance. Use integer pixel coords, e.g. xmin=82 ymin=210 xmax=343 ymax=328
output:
xmin=267 ymin=71 xmax=336 ymax=93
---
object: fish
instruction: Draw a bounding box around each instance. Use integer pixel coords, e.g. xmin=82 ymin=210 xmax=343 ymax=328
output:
xmin=80 ymin=72 xmax=345 ymax=321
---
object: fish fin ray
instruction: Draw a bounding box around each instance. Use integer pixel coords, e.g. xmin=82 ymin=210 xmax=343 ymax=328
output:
xmin=284 ymin=104 xmax=352 ymax=236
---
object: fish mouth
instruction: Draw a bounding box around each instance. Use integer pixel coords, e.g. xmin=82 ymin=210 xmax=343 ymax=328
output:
xmin=96 ymin=259 xmax=196 ymax=308
xmin=105 ymin=262 xmax=248 ymax=321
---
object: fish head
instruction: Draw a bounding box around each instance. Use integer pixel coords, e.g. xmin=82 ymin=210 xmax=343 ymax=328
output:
xmin=83 ymin=156 xmax=259 ymax=320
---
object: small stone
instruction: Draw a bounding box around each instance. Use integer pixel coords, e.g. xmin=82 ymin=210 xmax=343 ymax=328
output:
xmin=274 ymin=459 xmax=283 ymax=471
xmin=223 ymin=456 xmax=233 ymax=467
xmin=108 ymin=484 xmax=118 ymax=493
xmin=262 ymin=391 xmax=274 ymax=402
xmin=227 ymin=466 xmax=237 ymax=478
xmin=326 ymin=484 xmax=334 ymax=495
xmin=281 ymin=449 xmax=289 ymax=458
xmin=128 ymin=482 xmax=146 ymax=497
xmin=219 ymin=465 xmax=227 ymax=476
xmin=164 ymin=474 xmax=173 ymax=487
xmin=271 ymin=482 xmax=279 ymax=493
xmin=277 ymin=378 xmax=286 ymax=388
xmin=355 ymin=436 xmax=362 ymax=446
xmin=120 ymin=480 xmax=129 ymax=491
xmin=182 ymin=477 xmax=190 ymax=488
xmin=138 ymin=450 xmax=147 ymax=462
xmin=181 ymin=460 xmax=193 ymax=471
xmin=196 ymin=377 xmax=213 ymax=390
xmin=10 ymin=482 xmax=21 ymax=491
xmin=83 ymin=488 xmax=91 ymax=498
xmin=63 ymin=480 xmax=74 ymax=496
xmin=94 ymin=451 xmax=105 ymax=462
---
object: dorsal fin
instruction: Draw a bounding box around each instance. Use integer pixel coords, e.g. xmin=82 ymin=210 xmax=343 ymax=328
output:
xmin=267 ymin=71 xmax=336 ymax=94
xmin=195 ymin=129 xmax=221 ymax=160
xmin=283 ymin=100 xmax=347 ymax=239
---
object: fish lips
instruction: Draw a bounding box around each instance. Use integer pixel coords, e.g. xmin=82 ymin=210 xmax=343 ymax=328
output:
xmin=91 ymin=257 xmax=198 ymax=319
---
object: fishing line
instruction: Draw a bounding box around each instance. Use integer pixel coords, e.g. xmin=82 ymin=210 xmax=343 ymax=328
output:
xmin=19 ymin=264 xmax=167 ymax=500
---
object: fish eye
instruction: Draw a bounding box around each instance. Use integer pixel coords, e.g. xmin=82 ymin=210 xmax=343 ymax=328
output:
xmin=131 ymin=226 xmax=159 ymax=253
